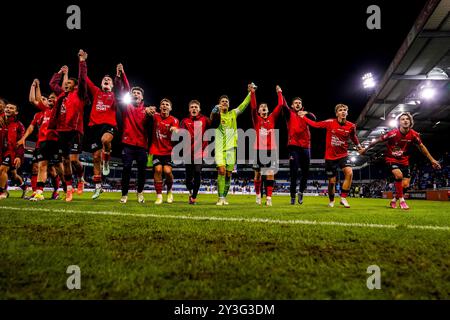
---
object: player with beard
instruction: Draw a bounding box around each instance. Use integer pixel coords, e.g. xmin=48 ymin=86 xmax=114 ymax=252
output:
xmin=0 ymin=104 xmax=25 ymax=200
xmin=115 ymin=65 xmax=151 ymax=204
xmin=49 ymin=52 xmax=88 ymax=202
xmin=80 ymin=50 xmax=120 ymax=200
xmin=359 ymin=112 xmax=441 ymax=210
xmin=282 ymin=95 xmax=314 ymax=205
xmin=145 ymin=99 xmax=179 ymax=205
xmin=180 ymin=100 xmax=211 ymax=204
xmin=250 ymin=85 xmax=284 ymax=206
xmin=299 ymin=104 xmax=362 ymax=208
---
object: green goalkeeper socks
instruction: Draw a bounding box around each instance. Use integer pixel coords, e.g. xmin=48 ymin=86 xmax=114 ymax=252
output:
xmin=224 ymin=176 xmax=231 ymax=197
xmin=218 ymin=175 xmax=225 ymax=197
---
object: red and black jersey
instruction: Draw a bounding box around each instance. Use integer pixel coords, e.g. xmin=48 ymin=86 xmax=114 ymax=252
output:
xmin=0 ymin=112 xmax=6 ymax=156
xmin=250 ymin=91 xmax=283 ymax=150
xmin=121 ymin=102 xmax=150 ymax=149
xmin=283 ymin=107 xmax=311 ymax=149
xmin=150 ymin=114 xmax=179 ymax=156
xmin=84 ymin=64 xmax=118 ymax=127
xmin=381 ymin=128 xmax=422 ymax=166
xmin=180 ymin=114 xmax=211 ymax=160
xmin=30 ymin=111 xmax=45 ymax=148
xmin=2 ymin=115 xmax=25 ymax=161
xmin=304 ymin=117 xmax=359 ymax=160
xmin=49 ymin=61 xmax=88 ymax=134
xmin=34 ymin=101 xmax=59 ymax=143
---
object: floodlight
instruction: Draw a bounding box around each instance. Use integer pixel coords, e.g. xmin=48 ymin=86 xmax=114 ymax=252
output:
xmin=362 ymin=73 xmax=376 ymax=89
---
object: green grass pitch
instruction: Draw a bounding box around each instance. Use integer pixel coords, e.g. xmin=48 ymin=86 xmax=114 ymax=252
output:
xmin=1 ymin=191 xmax=449 ymax=299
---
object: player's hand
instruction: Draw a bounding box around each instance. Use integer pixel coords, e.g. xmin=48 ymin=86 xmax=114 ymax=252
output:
xmin=248 ymin=83 xmax=257 ymax=93
xmin=145 ymin=106 xmax=156 ymax=116
xmin=32 ymin=79 xmax=40 ymax=87
xmin=276 ymin=85 xmax=282 ymax=93
xmin=431 ymin=159 xmax=441 ymax=170
xmin=170 ymin=126 xmax=178 ymax=133
xmin=59 ymin=65 xmax=69 ymax=74
xmin=13 ymin=157 xmax=21 ymax=168
xmin=358 ymin=148 xmax=367 ymax=155
xmin=78 ymin=49 xmax=88 ymax=61
xmin=116 ymin=63 xmax=124 ymax=76
xmin=17 ymin=139 xmax=25 ymax=147
xmin=212 ymin=105 xmax=220 ymax=113
xmin=298 ymin=111 xmax=307 ymax=118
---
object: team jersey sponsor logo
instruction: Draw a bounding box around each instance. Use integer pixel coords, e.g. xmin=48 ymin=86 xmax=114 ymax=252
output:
xmin=331 ymin=135 xmax=345 ymax=147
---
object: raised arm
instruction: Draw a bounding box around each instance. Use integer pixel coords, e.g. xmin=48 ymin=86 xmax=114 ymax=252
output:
xmin=50 ymin=65 xmax=67 ymax=96
xmin=234 ymin=84 xmax=254 ymax=116
xmin=29 ymin=79 xmax=39 ymax=105
xmin=270 ymin=85 xmax=285 ymax=121
xmin=250 ymin=88 xmax=258 ymax=125
xmin=77 ymin=49 xmax=89 ymax=101
xmin=114 ymin=63 xmax=131 ymax=95
xmin=78 ymin=51 xmax=98 ymax=97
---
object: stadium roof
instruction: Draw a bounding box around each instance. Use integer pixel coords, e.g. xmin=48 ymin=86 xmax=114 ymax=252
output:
xmin=355 ymin=0 xmax=450 ymax=162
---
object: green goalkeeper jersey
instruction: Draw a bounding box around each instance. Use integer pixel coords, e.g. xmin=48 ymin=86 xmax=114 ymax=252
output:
xmin=215 ymin=93 xmax=251 ymax=151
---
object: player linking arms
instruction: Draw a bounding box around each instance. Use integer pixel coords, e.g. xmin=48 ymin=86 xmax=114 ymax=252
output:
xmin=359 ymin=112 xmax=441 ymax=210
xmin=300 ymin=104 xmax=362 ymax=208
xmin=180 ymin=100 xmax=211 ymax=205
xmin=146 ymin=99 xmax=179 ymax=205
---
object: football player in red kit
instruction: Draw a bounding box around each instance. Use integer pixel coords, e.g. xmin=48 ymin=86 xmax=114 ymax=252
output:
xmin=116 ymin=64 xmax=151 ymax=204
xmin=49 ymin=51 xmax=88 ymax=202
xmin=146 ymin=99 xmax=179 ymax=205
xmin=250 ymin=85 xmax=284 ymax=206
xmin=0 ymin=104 xmax=25 ymax=200
xmin=300 ymin=104 xmax=362 ymax=208
xmin=19 ymin=79 xmax=62 ymax=200
xmin=180 ymin=100 xmax=211 ymax=204
xmin=283 ymin=96 xmax=313 ymax=205
xmin=80 ymin=50 xmax=120 ymax=200
xmin=359 ymin=112 xmax=441 ymax=210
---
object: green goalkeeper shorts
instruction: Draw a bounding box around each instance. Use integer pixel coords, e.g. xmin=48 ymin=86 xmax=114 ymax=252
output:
xmin=215 ymin=147 xmax=236 ymax=172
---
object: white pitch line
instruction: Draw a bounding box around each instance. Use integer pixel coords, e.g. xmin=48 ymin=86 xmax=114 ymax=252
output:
xmin=1 ymin=206 xmax=449 ymax=231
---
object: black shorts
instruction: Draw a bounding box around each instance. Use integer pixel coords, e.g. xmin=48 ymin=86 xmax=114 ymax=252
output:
xmin=87 ymin=124 xmax=116 ymax=152
xmin=325 ymin=156 xmax=352 ymax=178
xmin=153 ymin=155 xmax=174 ymax=167
xmin=252 ymin=149 xmax=278 ymax=171
xmin=37 ymin=140 xmax=62 ymax=163
xmin=58 ymin=131 xmax=83 ymax=156
xmin=1 ymin=155 xmax=12 ymax=167
xmin=32 ymin=149 xmax=39 ymax=164
xmin=387 ymin=162 xmax=411 ymax=178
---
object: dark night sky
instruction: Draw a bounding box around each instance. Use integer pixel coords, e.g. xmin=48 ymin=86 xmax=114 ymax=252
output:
xmin=0 ymin=0 xmax=429 ymax=158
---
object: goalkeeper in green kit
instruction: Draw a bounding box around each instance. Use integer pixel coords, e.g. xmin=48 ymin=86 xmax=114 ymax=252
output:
xmin=210 ymin=83 xmax=255 ymax=205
